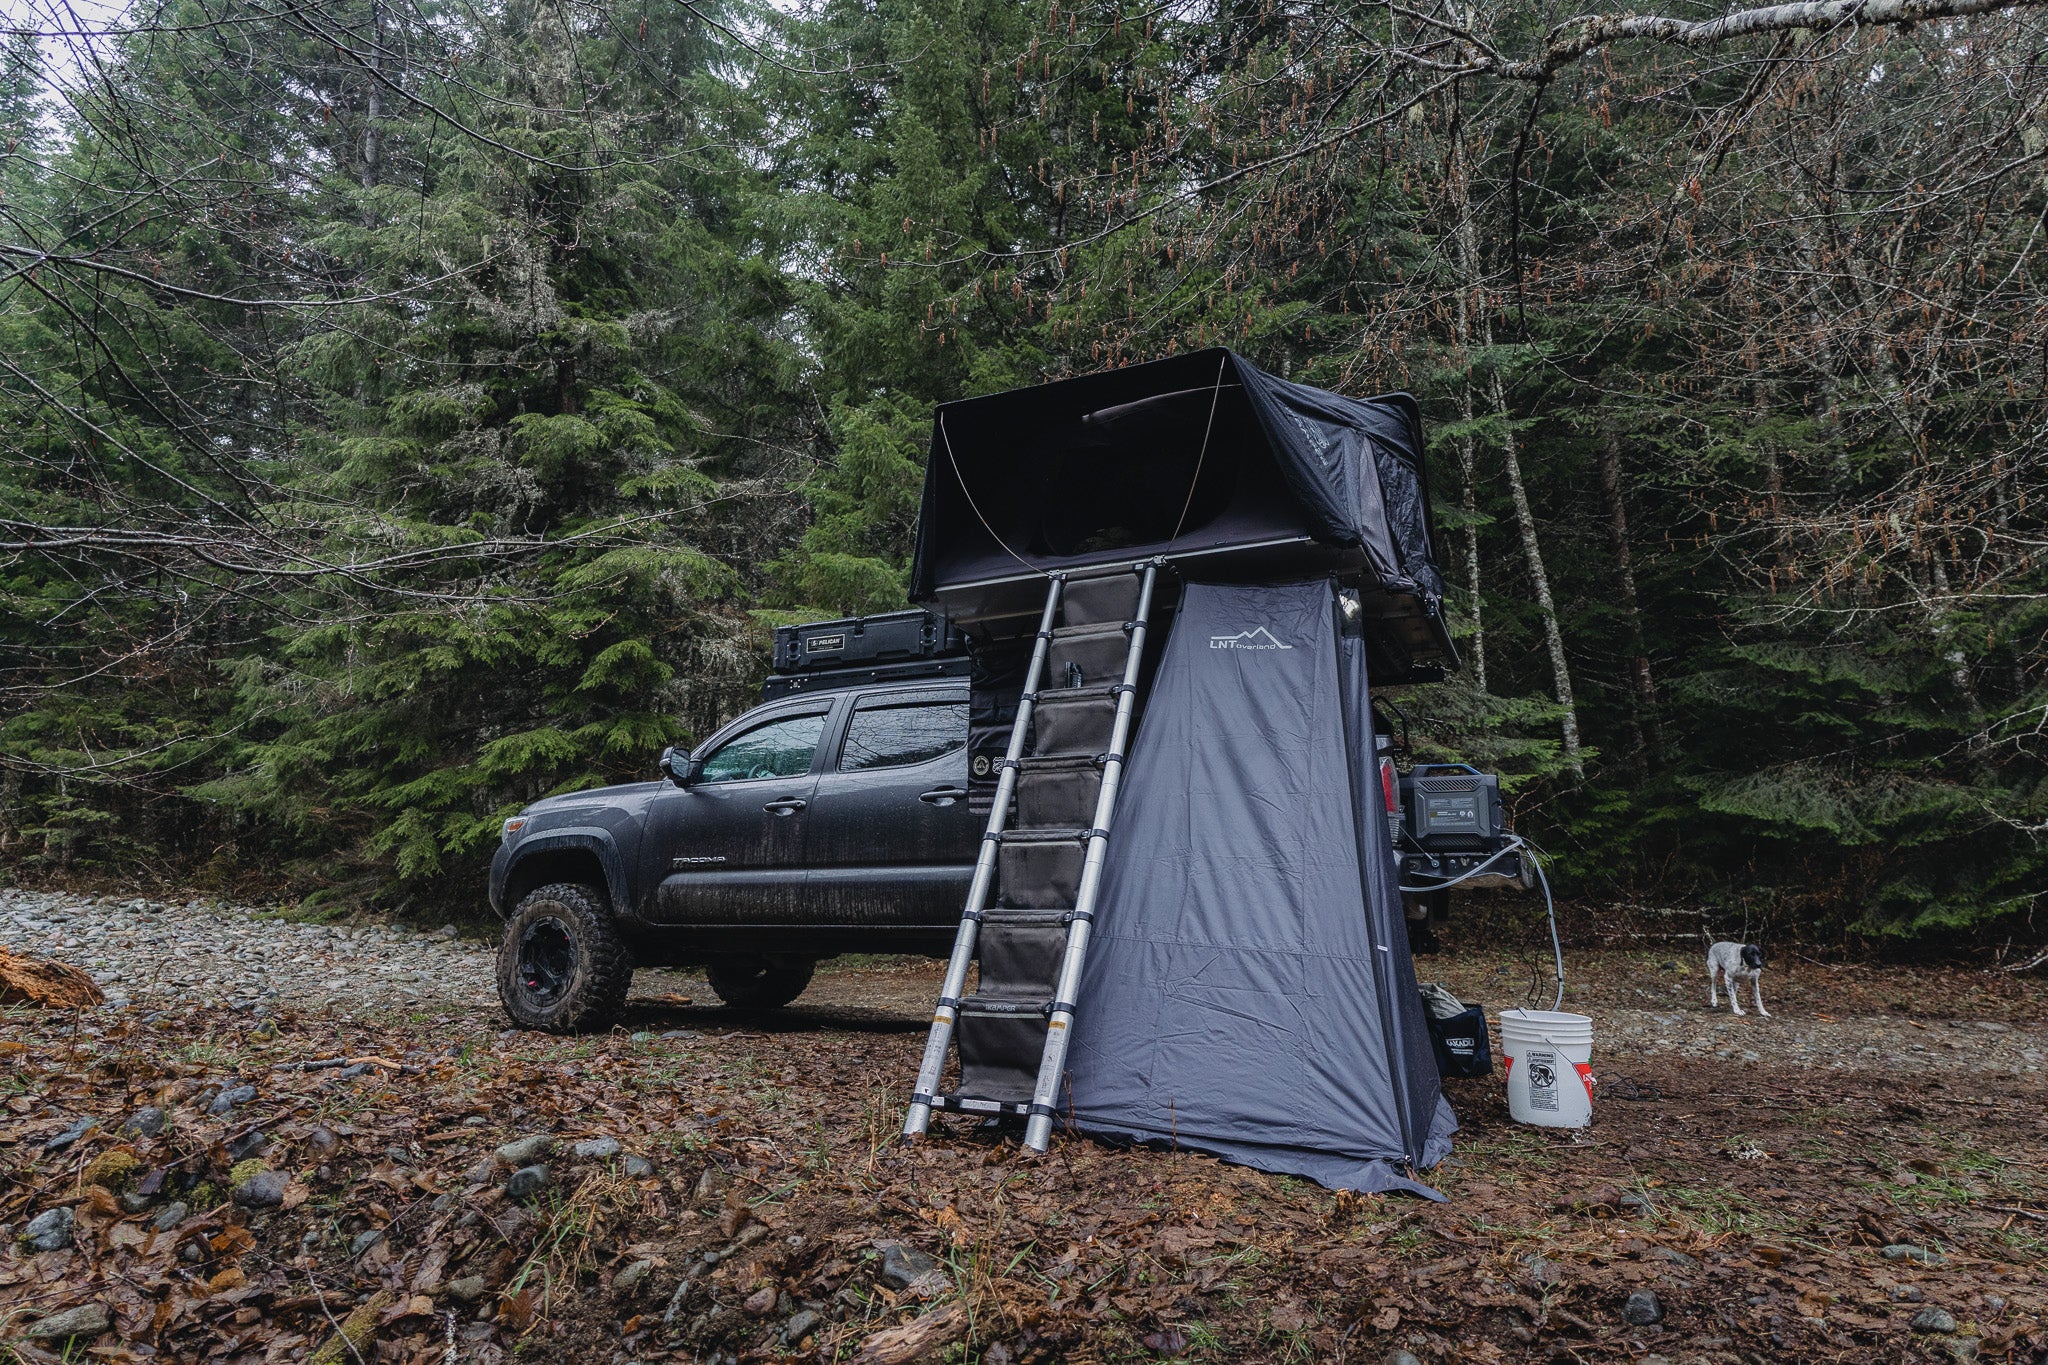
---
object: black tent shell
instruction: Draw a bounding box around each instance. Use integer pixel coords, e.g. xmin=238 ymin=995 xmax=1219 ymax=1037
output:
xmin=909 ymin=348 xmax=1453 ymax=677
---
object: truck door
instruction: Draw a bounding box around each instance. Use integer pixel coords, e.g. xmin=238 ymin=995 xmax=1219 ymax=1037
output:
xmin=804 ymin=687 xmax=975 ymax=926
xmin=647 ymin=700 xmax=835 ymax=924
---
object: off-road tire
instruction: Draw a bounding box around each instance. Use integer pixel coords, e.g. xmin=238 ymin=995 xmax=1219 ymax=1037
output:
xmin=497 ymin=883 xmax=633 ymax=1032
xmin=706 ymin=957 xmax=814 ymax=1011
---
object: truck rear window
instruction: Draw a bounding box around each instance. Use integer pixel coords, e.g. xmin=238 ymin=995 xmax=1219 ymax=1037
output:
xmin=841 ymin=701 xmax=968 ymax=771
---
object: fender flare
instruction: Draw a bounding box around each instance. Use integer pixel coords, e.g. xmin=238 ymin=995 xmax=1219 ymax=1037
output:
xmin=501 ymin=827 xmax=631 ymax=919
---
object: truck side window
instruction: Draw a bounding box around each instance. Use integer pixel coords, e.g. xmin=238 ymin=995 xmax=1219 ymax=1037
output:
xmin=840 ymin=701 xmax=969 ymax=772
xmin=695 ymin=713 xmax=828 ymax=784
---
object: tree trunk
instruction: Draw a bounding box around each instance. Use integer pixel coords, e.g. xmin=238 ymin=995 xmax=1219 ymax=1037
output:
xmin=1597 ymin=421 xmax=1661 ymax=763
xmin=1450 ymin=87 xmax=1578 ymax=767
xmin=1447 ymin=108 xmax=1487 ymax=690
xmin=1489 ymin=357 xmax=1583 ymax=777
xmin=1455 ymin=382 xmax=1487 ymax=692
xmin=361 ymin=0 xmax=382 ymax=214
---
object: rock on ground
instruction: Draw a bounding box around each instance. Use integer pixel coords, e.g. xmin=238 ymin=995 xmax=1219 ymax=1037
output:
xmin=1913 ymin=1306 xmax=1959 ymax=1334
xmin=233 ymin=1169 xmax=288 ymax=1207
xmin=22 ymin=1206 xmax=75 ymax=1252
xmin=495 ymin=1133 xmax=555 ymax=1164
xmin=1622 ymin=1288 xmax=1664 ymax=1325
xmin=504 ymin=1164 xmax=550 ymax=1201
xmin=24 ymin=1302 xmax=110 ymax=1340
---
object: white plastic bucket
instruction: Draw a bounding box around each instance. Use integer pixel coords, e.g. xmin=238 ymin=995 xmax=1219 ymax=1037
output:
xmin=1499 ymin=1009 xmax=1595 ymax=1128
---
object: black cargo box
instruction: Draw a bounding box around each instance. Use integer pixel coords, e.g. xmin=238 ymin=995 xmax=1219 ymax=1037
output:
xmin=772 ymin=610 xmax=964 ymax=674
xmin=762 ymin=610 xmax=969 ymax=699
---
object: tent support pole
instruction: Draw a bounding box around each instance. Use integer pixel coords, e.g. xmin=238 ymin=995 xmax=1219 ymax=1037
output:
xmin=1022 ymin=559 xmax=1160 ymax=1153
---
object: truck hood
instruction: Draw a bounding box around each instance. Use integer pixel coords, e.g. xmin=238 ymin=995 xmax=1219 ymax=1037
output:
xmin=522 ymin=780 xmax=666 ymax=815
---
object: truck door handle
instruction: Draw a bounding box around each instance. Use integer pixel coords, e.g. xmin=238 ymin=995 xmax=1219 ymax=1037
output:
xmin=919 ymin=786 xmax=968 ymax=805
xmin=762 ymin=798 xmax=808 ymax=815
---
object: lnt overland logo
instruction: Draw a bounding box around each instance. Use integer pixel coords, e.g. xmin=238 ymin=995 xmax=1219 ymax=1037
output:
xmin=1210 ymin=627 xmax=1295 ymax=651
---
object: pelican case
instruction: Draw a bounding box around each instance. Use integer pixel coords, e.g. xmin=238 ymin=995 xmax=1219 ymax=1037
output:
xmin=763 ymin=610 xmax=969 ymax=699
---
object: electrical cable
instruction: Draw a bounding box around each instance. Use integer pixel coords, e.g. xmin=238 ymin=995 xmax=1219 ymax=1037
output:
xmin=1394 ymin=836 xmax=1522 ymax=892
xmin=1398 ymin=831 xmax=1564 ymax=1011
xmin=1530 ymin=845 xmax=1565 ymax=1012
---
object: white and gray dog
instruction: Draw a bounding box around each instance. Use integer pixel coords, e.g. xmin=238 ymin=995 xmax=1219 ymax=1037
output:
xmin=1706 ymin=941 xmax=1770 ymax=1017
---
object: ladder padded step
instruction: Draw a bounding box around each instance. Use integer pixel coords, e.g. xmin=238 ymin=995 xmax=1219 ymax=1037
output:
xmin=997 ymin=837 xmax=1083 ymax=909
xmin=956 ymin=1011 xmax=1048 ymax=1105
xmin=976 ymin=905 xmax=1071 ymax=924
xmin=1014 ymin=756 xmax=1104 ymax=828
xmin=1046 ymin=623 xmax=1130 ymax=689
xmin=1060 ymin=574 xmax=1143 ymax=627
xmin=957 ymin=992 xmax=1050 ymax=1016
xmin=925 ymin=1094 xmax=1030 ymax=1117
xmin=976 ymin=922 xmax=1067 ymax=996
xmin=1032 ymin=687 xmax=1120 ymax=758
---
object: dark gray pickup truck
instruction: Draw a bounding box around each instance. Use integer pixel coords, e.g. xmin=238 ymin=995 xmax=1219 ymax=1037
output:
xmin=489 ymin=679 xmax=976 ymax=1030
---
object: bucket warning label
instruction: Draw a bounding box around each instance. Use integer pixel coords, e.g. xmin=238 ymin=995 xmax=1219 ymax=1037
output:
xmin=1525 ymin=1048 xmax=1559 ymax=1112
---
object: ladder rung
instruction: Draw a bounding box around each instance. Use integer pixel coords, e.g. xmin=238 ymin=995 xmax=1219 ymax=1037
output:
xmin=966 ymin=907 xmax=1072 ymax=927
xmin=1035 ymin=684 xmax=1119 ymax=702
xmin=957 ymin=993 xmax=1051 ymax=1017
xmin=919 ymin=1094 xmax=1032 ymax=1117
xmin=988 ymin=826 xmax=1098 ymax=845
xmin=1014 ymin=753 xmax=1106 ymax=772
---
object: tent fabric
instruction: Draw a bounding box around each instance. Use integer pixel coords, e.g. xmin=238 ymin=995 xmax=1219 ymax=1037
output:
xmin=1062 ymin=579 xmax=1456 ymax=1198
xmin=910 ymin=349 xmax=1443 ymax=604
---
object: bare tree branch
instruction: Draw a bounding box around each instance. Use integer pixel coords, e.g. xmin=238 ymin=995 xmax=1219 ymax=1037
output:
xmin=1497 ymin=0 xmax=2048 ymax=81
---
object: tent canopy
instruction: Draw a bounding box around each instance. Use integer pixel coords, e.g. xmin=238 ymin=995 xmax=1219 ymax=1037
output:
xmin=1064 ymin=578 xmax=1456 ymax=1196
xmin=910 ymin=350 xmax=1452 ymax=675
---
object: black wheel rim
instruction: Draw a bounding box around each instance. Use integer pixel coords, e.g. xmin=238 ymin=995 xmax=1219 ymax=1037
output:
xmin=518 ymin=917 xmax=576 ymax=1007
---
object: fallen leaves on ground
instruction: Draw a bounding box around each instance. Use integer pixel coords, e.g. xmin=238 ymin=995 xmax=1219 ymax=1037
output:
xmin=0 ymin=955 xmax=2044 ymax=1363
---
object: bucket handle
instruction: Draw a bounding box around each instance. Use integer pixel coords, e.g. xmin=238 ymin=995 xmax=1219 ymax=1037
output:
xmin=1537 ymin=1032 xmax=1597 ymax=1098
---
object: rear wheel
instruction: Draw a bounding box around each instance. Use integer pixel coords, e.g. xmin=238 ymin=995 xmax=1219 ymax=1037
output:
xmin=1403 ymin=889 xmax=1449 ymax=955
xmin=497 ymin=883 xmax=633 ymax=1032
xmin=706 ymin=957 xmax=814 ymax=1010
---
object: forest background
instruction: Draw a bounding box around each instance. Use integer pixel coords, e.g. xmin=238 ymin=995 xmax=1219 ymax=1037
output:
xmin=2 ymin=0 xmax=2044 ymax=946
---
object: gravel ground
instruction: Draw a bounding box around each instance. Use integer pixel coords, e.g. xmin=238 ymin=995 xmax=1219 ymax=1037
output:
xmin=0 ymin=890 xmax=917 ymax=1026
xmin=1598 ymin=1007 xmax=2045 ymax=1078
xmin=0 ymin=889 xmax=499 ymax=1017
xmin=1428 ymin=948 xmax=2048 ymax=1081
xmin=5 ymin=889 xmax=2046 ymax=1088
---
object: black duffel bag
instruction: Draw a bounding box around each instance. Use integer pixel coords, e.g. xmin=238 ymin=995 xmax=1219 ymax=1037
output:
xmin=1419 ymin=983 xmax=1493 ymax=1079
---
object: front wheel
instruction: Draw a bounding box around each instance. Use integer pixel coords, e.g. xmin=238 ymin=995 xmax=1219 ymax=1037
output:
xmin=706 ymin=957 xmax=814 ymax=1010
xmin=497 ymin=883 xmax=634 ymax=1032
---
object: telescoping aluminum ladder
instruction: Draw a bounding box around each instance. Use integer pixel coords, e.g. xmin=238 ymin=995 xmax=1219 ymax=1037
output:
xmin=903 ymin=561 xmax=1160 ymax=1152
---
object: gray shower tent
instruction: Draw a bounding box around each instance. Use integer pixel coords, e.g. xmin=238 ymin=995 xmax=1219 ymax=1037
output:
xmin=911 ymin=349 xmax=1458 ymax=1196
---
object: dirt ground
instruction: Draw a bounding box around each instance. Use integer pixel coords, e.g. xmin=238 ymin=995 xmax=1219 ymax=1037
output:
xmin=2 ymin=944 xmax=2044 ymax=1364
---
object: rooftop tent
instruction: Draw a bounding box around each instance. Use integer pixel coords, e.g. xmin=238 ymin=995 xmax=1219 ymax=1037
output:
xmin=910 ymin=348 xmax=1454 ymax=679
xmin=1061 ymin=578 xmax=1456 ymax=1196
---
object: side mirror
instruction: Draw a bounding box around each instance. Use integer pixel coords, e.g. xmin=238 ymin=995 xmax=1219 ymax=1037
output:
xmin=659 ymin=746 xmax=694 ymax=788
